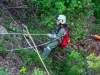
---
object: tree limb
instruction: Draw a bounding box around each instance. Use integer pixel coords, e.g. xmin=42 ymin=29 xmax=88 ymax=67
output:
xmin=6 ymin=5 xmax=28 ymax=9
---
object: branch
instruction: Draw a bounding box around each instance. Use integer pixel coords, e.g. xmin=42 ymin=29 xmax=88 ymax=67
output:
xmin=23 ymin=24 xmax=50 ymax=75
xmin=6 ymin=47 xmax=33 ymax=51
xmin=6 ymin=5 xmax=28 ymax=9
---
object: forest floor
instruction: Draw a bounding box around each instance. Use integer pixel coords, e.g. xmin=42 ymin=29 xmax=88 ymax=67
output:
xmin=0 ymin=16 xmax=100 ymax=75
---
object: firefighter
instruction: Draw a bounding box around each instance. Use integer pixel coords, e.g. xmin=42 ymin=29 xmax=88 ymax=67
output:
xmin=42 ymin=15 xmax=69 ymax=58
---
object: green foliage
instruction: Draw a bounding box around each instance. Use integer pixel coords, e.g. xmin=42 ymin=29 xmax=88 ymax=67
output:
xmin=69 ymin=51 xmax=80 ymax=60
xmin=70 ymin=22 xmax=87 ymax=42
xmin=90 ymin=24 xmax=100 ymax=34
xmin=0 ymin=40 xmax=3 ymax=46
xmin=86 ymin=52 xmax=100 ymax=74
xmin=1 ymin=0 xmax=100 ymax=75
xmin=22 ymin=0 xmax=94 ymax=31
xmin=68 ymin=51 xmax=85 ymax=75
xmin=92 ymin=0 xmax=100 ymax=19
xmin=86 ymin=52 xmax=96 ymax=60
xmin=31 ymin=0 xmax=36 ymax=3
xmin=0 ymin=68 xmax=8 ymax=74
xmin=0 ymin=47 xmax=6 ymax=51
xmin=32 ymin=68 xmax=46 ymax=75
xmin=20 ymin=66 xmax=27 ymax=74
xmin=4 ymin=19 xmax=17 ymax=32
xmin=4 ymin=19 xmax=10 ymax=26
xmin=94 ymin=6 xmax=100 ymax=19
xmin=86 ymin=52 xmax=100 ymax=68
xmin=55 ymin=2 xmax=66 ymax=14
xmin=18 ymin=49 xmax=39 ymax=66
xmin=93 ymin=19 xmax=100 ymax=24
xmin=69 ymin=65 xmax=83 ymax=75
xmin=0 ymin=48 xmax=88 ymax=75
xmin=49 ymin=50 xmax=86 ymax=75
xmin=17 ymin=48 xmax=52 ymax=75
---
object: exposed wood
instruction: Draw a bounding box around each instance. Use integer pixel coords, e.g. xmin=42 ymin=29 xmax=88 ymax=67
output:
xmin=0 ymin=25 xmax=8 ymax=33
xmin=6 ymin=5 xmax=28 ymax=9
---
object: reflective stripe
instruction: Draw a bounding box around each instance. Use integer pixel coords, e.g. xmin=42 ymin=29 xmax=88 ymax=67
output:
xmin=47 ymin=46 xmax=51 ymax=51
xmin=64 ymin=32 xmax=66 ymax=35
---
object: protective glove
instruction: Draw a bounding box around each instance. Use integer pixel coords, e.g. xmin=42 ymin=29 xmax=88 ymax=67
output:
xmin=51 ymin=34 xmax=56 ymax=38
xmin=47 ymin=33 xmax=52 ymax=37
xmin=47 ymin=33 xmax=56 ymax=38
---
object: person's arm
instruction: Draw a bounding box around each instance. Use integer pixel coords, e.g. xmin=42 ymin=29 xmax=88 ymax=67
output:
xmin=47 ymin=29 xmax=66 ymax=39
xmin=56 ymin=29 xmax=66 ymax=38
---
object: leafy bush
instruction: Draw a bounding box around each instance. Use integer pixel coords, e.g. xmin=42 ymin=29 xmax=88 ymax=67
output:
xmin=92 ymin=0 xmax=100 ymax=19
xmin=86 ymin=52 xmax=100 ymax=74
xmin=90 ymin=24 xmax=100 ymax=34
xmin=32 ymin=68 xmax=46 ymax=75
xmin=0 ymin=68 xmax=8 ymax=74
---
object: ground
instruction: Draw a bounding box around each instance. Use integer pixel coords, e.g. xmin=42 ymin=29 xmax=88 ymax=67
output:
xmin=80 ymin=39 xmax=100 ymax=56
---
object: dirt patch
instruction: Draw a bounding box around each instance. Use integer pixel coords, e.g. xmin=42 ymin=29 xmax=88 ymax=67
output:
xmin=79 ymin=39 xmax=100 ymax=56
xmin=0 ymin=53 xmax=22 ymax=75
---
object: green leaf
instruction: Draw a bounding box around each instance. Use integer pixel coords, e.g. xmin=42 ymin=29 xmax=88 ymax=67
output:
xmin=77 ymin=1 xmax=81 ymax=4
xmin=95 ymin=56 xmax=100 ymax=62
xmin=69 ymin=51 xmax=80 ymax=60
xmin=0 ymin=47 xmax=7 ymax=51
xmin=31 ymin=0 xmax=36 ymax=3
xmin=0 ymin=68 xmax=8 ymax=74
xmin=87 ymin=60 xmax=94 ymax=68
xmin=4 ymin=20 xmax=10 ymax=26
xmin=20 ymin=66 xmax=26 ymax=73
xmin=86 ymin=52 xmax=96 ymax=60
xmin=32 ymin=68 xmax=46 ymax=75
